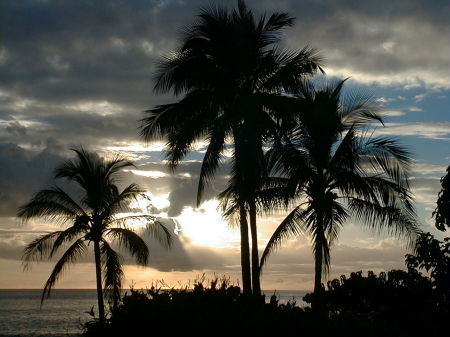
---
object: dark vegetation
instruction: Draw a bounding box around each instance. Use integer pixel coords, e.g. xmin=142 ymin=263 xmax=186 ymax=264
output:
xmin=17 ymin=147 xmax=172 ymax=324
xmin=140 ymin=0 xmax=325 ymax=297
xmin=82 ymin=233 xmax=449 ymax=336
xmin=82 ymin=165 xmax=449 ymax=335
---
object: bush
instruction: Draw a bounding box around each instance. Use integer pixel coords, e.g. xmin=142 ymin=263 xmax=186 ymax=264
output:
xmin=82 ymin=276 xmax=309 ymax=336
xmin=83 ymin=234 xmax=449 ymax=337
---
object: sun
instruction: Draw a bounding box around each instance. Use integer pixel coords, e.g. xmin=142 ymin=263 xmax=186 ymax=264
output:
xmin=123 ymin=194 xmax=239 ymax=249
xmin=175 ymin=200 xmax=239 ymax=249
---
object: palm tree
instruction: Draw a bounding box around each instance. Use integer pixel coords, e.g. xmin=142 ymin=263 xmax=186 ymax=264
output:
xmin=17 ymin=147 xmax=172 ymax=324
xmin=260 ymin=78 xmax=420 ymax=303
xmin=140 ymin=0 xmax=323 ymax=296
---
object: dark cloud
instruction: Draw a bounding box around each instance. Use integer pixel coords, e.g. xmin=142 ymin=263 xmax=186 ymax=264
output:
xmin=2 ymin=1 xmax=447 ymax=105
xmin=1 ymin=0 xmax=448 ymax=151
xmin=0 ymin=143 xmax=66 ymax=217
xmin=1 ymin=0 xmax=448 ymax=288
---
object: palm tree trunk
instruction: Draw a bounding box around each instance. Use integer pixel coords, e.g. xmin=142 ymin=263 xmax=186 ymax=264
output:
xmin=313 ymin=213 xmax=326 ymax=310
xmin=314 ymin=241 xmax=323 ymax=294
xmin=239 ymin=204 xmax=252 ymax=296
xmin=93 ymin=240 xmax=105 ymax=324
xmin=249 ymin=201 xmax=261 ymax=297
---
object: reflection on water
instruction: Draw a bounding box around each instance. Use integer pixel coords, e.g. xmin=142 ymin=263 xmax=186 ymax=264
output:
xmin=0 ymin=289 xmax=97 ymax=336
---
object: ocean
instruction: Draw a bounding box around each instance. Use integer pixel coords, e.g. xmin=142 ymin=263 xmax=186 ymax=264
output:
xmin=0 ymin=289 xmax=310 ymax=336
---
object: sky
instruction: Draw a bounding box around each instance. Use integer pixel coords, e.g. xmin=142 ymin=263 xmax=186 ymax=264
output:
xmin=1 ymin=0 xmax=449 ymax=292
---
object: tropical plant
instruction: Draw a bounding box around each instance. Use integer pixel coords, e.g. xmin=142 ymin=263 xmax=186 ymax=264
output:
xmin=17 ymin=147 xmax=172 ymax=324
xmin=432 ymin=165 xmax=449 ymax=231
xmin=260 ymin=78 xmax=420 ymax=300
xmin=140 ymin=0 xmax=323 ymax=296
xmin=405 ymin=232 xmax=449 ymax=309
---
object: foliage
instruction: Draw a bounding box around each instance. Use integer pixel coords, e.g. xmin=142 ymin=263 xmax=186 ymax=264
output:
xmin=17 ymin=147 xmax=172 ymax=324
xmin=433 ymin=165 xmax=450 ymax=231
xmin=260 ymin=78 xmax=419 ymax=296
xmin=83 ymin=271 xmax=447 ymax=337
xmin=82 ymin=276 xmax=319 ymax=336
xmin=140 ymin=0 xmax=323 ymax=296
xmin=405 ymin=232 xmax=450 ymax=309
xmin=301 ymin=233 xmax=449 ymax=335
xmin=303 ymin=270 xmax=434 ymax=318
xmin=83 ymin=236 xmax=448 ymax=335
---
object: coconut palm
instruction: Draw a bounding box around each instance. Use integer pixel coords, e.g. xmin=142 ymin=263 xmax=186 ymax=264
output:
xmin=17 ymin=147 xmax=172 ymax=324
xmin=260 ymin=78 xmax=420 ymax=302
xmin=140 ymin=0 xmax=323 ymax=296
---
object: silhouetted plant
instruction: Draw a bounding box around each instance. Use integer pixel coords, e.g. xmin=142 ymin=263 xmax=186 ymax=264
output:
xmin=83 ymin=276 xmax=312 ymax=336
xmin=17 ymin=147 xmax=172 ymax=324
xmin=140 ymin=0 xmax=323 ymax=296
xmin=301 ymin=234 xmax=449 ymax=336
xmin=260 ymin=78 xmax=420 ymax=305
xmin=433 ymin=165 xmax=450 ymax=231
xmin=405 ymin=232 xmax=450 ymax=311
xmin=84 ymin=271 xmax=446 ymax=337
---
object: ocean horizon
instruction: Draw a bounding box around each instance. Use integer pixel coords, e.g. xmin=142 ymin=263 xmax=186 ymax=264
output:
xmin=0 ymin=289 xmax=311 ymax=336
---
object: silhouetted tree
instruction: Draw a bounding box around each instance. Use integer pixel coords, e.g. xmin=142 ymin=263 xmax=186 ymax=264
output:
xmin=433 ymin=165 xmax=450 ymax=231
xmin=405 ymin=232 xmax=449 ymax=310
xmin=18 ymin=147 xmax=172 ymax=324
xmin=260 ymin=78 xmax=420 ymax=302
xmin=140 ymin=0 xmax=323 ymax=296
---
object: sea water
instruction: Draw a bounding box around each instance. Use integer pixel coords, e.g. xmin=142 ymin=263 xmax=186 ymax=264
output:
xmin=0 ymin=289 xmax=97 ymax=336
xmin=0 ymin=289 xmax=310 ymax=336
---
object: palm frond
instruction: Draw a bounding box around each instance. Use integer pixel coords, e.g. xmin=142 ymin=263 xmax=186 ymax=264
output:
xmin=262 ymin=46 xmax=325 ymax=93
xmin=41 ymin=238 xmax=87 ymax=306
xmin=100 ymin=240 xmax=124 ymax=307
xmin=260 ymin=204 xmax=311 ymax=271
xmin=142 ymin=220 xmax=173 ymax=250
xmin=49 ymin=224 xmax=87 ymax=259
xmin=22 ymin=231 xmax=64 ymax=269
xmin=54 ymin=146 xmax=99 ymax=190
xmin=17 ymin=187 xmax=85 ymax=225
xmin=349 ymin=198 xmax=420 ymax=245
xmin=197 ymin=114 xmax=231 ymax=205
xmin=100 ymin=182 xmax=148 ymax=221
xmin=141 ymin=90 xmax=224 ymax=170
xmin=106 ymin=228 xmax=150 ymax=266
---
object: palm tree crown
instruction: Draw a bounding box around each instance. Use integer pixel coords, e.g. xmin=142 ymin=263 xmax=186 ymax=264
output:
xmin=260 ymin=78 xmax=420 ymax=298
xmin=17 ymin=147 xmax=172 ymax=323
xmin=140 ymin=0 xmax=323 ymax=296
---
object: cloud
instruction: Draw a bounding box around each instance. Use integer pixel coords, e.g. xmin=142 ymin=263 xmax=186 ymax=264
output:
xmin=376 ymin=122 xmax=450 ymax=140
xmin=414 ymin=94 xmax=427 ymax=103
xmin=0 ymin=143 xmax=67 ymax=217
xmin=1 ymin=0 xmax=448 ymax=289
xmin=383 ymin=110 xmax=405 ymax=117
xmin=5 ymin=121 xmax=27 ymax=138
xmin=406 ymin=107 xmax=423 ymax=112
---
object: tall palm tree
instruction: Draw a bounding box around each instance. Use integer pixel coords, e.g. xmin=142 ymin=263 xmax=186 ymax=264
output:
xmin=260 ymin=78 xmax=420 ymax=301
xmin=140 ymin=0 xmax=323 ymax=296
xmin=17 ymin=147 xmax=172 ymax=324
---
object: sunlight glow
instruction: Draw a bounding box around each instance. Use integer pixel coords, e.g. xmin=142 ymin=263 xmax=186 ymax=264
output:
xmin=128 ymin=169 xmax=166 ymax=178
xmin=119 ymin=193 xmax=171 ymax=230
xmin=107 ymin=143 xmax=166 ymax=152
xmin=175 ymin=200 xmax=240 ymax=249
xmin=66 ymin=100 xmax=124 ymax=115
xmin=129 ymin=192 xmax=170 ymax=211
